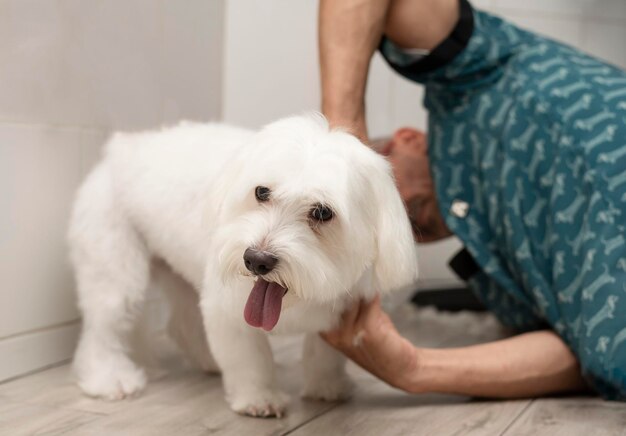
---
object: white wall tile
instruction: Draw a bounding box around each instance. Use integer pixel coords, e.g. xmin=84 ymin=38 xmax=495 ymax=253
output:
xmin=389 ymin=76 xmax=428 ymax=132
xmin=365 ymin=53 xmax=394 ymax=139
xmin=80 ymin=137 xmax=105 ymax=175
xmin=0 ymin=0 xmax=224 ymax=131
xmin=222 ymin=0 xmax=320 ymax=129
xmin=581 ymin=21 xmax=626 ymax=69
xmin=0 ymin=0 xmax=156 ymax=129
xmin=580 ymin=0 xmax=626 ymax=22
xmin=471 ymin=0 xmax=494 ymax=9
xmin=160 ymin=0 xmax=225 ymax=125
xmin=62 ymin=0 xmax=164 ymax=130
xmin=0 ymin=125 xmax=107 ymax=338
xmin=0 ymin=0 xmax=83 ymax=126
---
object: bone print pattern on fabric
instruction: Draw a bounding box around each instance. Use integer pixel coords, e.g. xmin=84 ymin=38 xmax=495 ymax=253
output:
xmin=381 ymin=4 xmax=626 ymax=399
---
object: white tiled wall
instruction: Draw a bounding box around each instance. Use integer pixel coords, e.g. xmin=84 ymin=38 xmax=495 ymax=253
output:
xmin=221 ymin=0 xmax=320 ymax=128
xmin=0 ymin=0 xmax=224 ymax=131
xmin=0 ymin=0 xmax=224 ymax=382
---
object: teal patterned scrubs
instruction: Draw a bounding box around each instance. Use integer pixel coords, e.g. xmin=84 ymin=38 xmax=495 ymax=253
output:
xmin=380 ymin=0 xmax=626 ymax=399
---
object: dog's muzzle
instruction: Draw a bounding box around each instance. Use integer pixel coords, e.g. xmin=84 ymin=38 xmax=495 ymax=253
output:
xmin=243 ymin=248 xmax=278 ymax=276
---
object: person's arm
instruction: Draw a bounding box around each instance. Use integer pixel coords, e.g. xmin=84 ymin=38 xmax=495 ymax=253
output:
xmin=319 ymin=0 xmax=392 ymax=141
xmin=322 ymin=297 xmax=589 ymax=398
xmin=413 ymin=329 xmax=588 ymax=397
xmin=319 ymin=0 xmax=459 ymax=141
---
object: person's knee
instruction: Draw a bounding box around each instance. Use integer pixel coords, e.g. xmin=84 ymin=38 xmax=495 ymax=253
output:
xmin=384 ymin=0 xmax=459 ymax=50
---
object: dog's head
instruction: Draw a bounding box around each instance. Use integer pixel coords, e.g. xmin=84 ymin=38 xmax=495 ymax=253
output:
xmin=213 ymin=114 xmax=418 ymax=331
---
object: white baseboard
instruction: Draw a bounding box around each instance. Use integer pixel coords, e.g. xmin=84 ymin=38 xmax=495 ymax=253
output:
xmin=0 ymin=321 xmax=80 ymax=383
xmin=0 ymin=295 xmax=169 ymax=384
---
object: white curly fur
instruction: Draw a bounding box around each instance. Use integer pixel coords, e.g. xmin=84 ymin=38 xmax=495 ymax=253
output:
xmin=68 ymin=114 xmax=418 ymax=417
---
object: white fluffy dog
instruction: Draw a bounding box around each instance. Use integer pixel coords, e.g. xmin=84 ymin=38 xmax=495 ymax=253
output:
xmin=68 ymin=114 xmax=418 ymax=417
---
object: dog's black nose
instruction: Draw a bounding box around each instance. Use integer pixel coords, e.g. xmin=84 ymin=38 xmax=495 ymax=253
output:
xmin=243 ymin=248 xmax=278 ymax=275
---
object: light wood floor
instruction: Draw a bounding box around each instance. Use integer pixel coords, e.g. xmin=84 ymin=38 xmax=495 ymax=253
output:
xmin=2 ymin=295 xmax=626 ymax=436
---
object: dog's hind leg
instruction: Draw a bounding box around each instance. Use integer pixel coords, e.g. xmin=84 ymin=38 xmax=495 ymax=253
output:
xmin=69 ymin=165 xmax=150 ymax=400
xmin=157 ymin=263 xmax=220 ymax=373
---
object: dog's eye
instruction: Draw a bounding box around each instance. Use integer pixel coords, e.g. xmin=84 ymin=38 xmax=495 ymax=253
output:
xmin=255 ymin=186 xmax=271 ymax=202
xmin=309 ymin=204 xmax=333 ymax=222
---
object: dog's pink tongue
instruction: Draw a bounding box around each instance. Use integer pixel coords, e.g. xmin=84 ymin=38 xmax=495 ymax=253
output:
xmin=244 ymin=278 xmax=285 ymax=331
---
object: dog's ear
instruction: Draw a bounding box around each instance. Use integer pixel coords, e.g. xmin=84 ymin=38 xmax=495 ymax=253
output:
xmin=361 ymin=149 xmax=419 ymax=293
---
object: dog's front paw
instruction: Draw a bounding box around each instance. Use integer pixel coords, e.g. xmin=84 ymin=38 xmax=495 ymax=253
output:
xmin=229 ymin=389 xmax=290 ymax=418
xmin=76 ymin=359 xmax=147 ymax=401
xmin=302 ymin=375 xmax=354 ymax=402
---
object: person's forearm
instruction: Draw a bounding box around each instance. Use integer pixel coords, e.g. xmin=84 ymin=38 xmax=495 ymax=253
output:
xmin=408 ymin=330 xmax=589 ymax=398
xmin=319 ymin=0 xmax=391 ymax=138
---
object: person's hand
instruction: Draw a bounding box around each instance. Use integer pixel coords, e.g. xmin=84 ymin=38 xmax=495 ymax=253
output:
xmin=321 ymin=295 xmax=420 ymax=392
xmin=384 ymin=128 xmax=452 ymax=243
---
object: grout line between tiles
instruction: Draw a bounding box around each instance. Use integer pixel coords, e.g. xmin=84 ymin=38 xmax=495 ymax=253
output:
xmin=0 ymin=119 xmax=110 ymax=135
xmin=0 ymin=318 xmax=81 ymax=342
xmin=0 ymin=359 xmax=72 ymax=387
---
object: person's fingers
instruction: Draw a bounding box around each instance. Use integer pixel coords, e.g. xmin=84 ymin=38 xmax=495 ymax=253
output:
xmin=380 ymin=139 xmax=394 ymax=156
xmin=394 ymin=128 xmax=426 ymax=147
xmin=354 ymin=294 xmax=378 ymax=323
xmin=363 ymin=294 xmax=381 ymax=316
xmin=394 ymin=127 xmax=418 ymax=141
xmin=360 ymin=295 xmax=391 ymax=331
xmin=340 ymin=299 xmax=361 ymax=329
xmin=414 ymin=131 xmax=427 ymax=150
xmin=320 ymin=325 xmax=347 ymax=346
xmin=319 ymin=330 xmax=335 ymax=344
